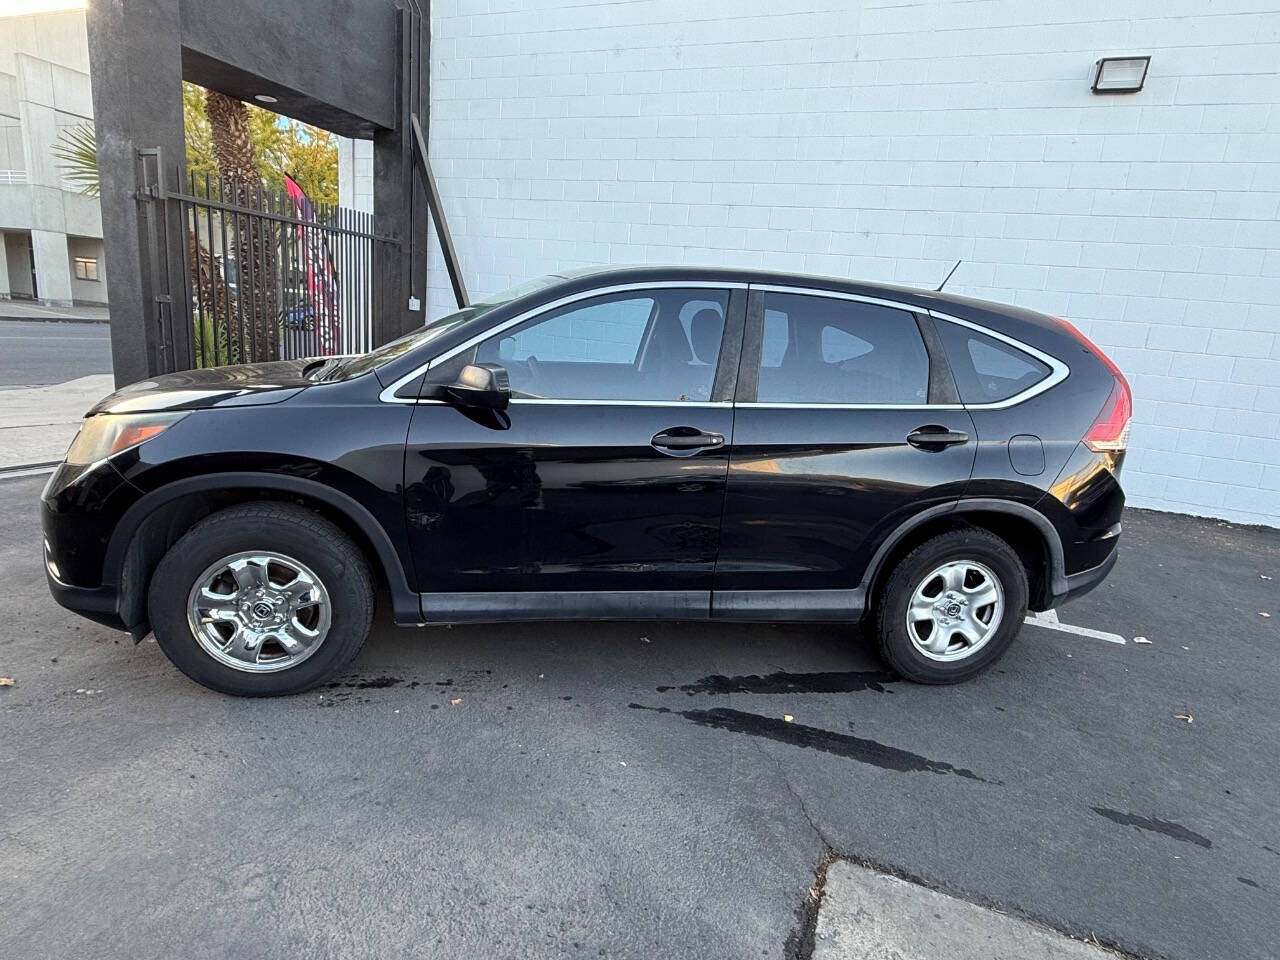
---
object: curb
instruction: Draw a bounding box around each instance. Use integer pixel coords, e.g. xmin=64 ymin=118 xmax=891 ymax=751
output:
xmin=0 ymin=314 xmax=110 ymax=325
xmin=0 ymin=461 xmax=59 ymax=481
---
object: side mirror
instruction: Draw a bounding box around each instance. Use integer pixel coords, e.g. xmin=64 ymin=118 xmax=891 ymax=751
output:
xmin=445 ymin=363 xmax=510 ymax=410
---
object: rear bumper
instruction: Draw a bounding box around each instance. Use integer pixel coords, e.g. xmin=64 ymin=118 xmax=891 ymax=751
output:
xmin=1049 ymin=547 xmax=1118 ymax=608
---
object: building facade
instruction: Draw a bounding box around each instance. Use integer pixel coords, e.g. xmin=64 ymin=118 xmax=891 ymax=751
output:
xmin=404 ymin=0 xmax=1280 ymax=527
xmin=0 ymin=6 xmax=105 ymax=307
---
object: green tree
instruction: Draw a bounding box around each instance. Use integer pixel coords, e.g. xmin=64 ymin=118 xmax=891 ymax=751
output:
xmin=55 ymin=85 xmax=340 ymax=366
xmin=55 ymin=83 xmax=338 ymax=207
xmin=49 ymin=124 xmax=98 ymax=196
xmin=181 ymin=82 xmax=336 ymax=204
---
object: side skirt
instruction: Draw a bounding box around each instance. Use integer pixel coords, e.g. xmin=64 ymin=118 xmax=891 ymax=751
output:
xmin=416 ymin=590 xmax=709 ymax=624
xmin=712 ymin=588 xmax=865 ymax=622
xmin=407 ymin=589 xmax=867 ymax=625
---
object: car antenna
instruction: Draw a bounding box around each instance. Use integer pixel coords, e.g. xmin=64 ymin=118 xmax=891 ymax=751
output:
xmin=936 ymin=259 xmax=962 ymax=292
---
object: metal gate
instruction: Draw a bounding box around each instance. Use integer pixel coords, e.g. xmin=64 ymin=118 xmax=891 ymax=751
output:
xmin=138 ymin=148 xmax=399 ymax=371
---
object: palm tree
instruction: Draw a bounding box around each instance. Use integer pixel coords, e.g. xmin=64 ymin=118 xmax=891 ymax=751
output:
xmin=50 ymin=124 xmax=99 ymax=196
xmin=205 ymin=89 xmax=279 ymax=362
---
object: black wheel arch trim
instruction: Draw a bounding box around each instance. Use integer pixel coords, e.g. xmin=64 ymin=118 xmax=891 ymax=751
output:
xmin=102 ymin=472 xmax=420 ymax=625
xmin=859 ymin=498 xmax=1068 ymax=602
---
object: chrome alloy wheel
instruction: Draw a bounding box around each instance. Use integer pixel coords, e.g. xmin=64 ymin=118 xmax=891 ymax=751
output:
xmin=186 ymin=551 xmax=332 ymax=673
xmin=905 ymin=560 xmax=1005 ymax=662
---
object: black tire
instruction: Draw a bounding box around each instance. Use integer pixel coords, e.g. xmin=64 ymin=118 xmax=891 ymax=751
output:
xmin=148 ymin=502 xmax=374 ymax=696
xmin=875 ymin=528 xmax=1029 ymax=684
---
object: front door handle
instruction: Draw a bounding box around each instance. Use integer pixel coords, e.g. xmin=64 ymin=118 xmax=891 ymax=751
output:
xmin=651 ymin=427 xmax=725 ymax=452
xmin=907 ymin=426 xmax=969 ymax=450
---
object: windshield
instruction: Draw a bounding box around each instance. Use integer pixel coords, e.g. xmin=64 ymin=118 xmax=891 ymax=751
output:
xmin=320 ymin=274 xmax=562 ymax=381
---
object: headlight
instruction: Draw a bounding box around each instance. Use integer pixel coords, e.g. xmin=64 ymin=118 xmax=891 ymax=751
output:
xmin=64 ymin=412 xmax=187 ymax=466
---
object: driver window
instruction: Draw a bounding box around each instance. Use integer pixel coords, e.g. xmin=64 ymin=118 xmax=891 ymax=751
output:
xmin=496 ymin=297 xmax=653 ymax=364
xmin=454 ymin=289 xmax=729 ymax=402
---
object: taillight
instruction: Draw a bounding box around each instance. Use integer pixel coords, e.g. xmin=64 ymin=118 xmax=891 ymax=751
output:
xmin=1053 ymin=317 xmax=1132 ymax=454
xmin=1084 ymin=380 xmax=1132 ymax=452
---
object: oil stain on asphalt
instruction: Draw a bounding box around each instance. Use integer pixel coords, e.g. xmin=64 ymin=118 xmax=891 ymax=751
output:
xmin=657 ymin=670 xmax=897 ymax=696
xmin=630 ymin=704 xmax=990 ymax=781
xmin=1091 ymin=807 xmax=1212 ymax=848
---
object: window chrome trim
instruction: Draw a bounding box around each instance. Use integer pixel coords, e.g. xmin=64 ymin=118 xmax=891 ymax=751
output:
xmin=744 ymin=283 xmax=1070 ymax=412
xmin=510 ymin=398 xmax=732 ymax=408
xmin=381 ymin=280 xmax=1070 ymax=411
xmin=925 ymin=309 xmax=1069 ymax=410
xmin=378 ymin=280 xmax=747 ymax=404
xmin=402 ymin=398 xmax=733 ymax=408
xmin=738 ymin=402 xmax=964 ymax=411
xmin=748 ymin=283 xmax=926 ymax=314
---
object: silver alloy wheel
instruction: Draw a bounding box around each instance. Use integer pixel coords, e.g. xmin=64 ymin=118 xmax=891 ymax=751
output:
xmin=905 ymin=559 xmax=1005 ymax=662
xmin=186 ymin=551 xmax=332 ymax=673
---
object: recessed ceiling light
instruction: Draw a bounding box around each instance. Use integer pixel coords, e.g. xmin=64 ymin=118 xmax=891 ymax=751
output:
xmin=254 ymin=94 xmax=279 ymax=104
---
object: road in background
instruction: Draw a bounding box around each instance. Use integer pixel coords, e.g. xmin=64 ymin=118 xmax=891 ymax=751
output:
xmin=0 ymin=320 xmax=112 ymax=387
xmin=1 ymin=480 xmax=1276 ymax=960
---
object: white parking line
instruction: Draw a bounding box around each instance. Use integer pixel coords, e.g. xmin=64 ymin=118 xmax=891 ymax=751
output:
xmin=1023 ymin=608 xmax=1127 ymax=645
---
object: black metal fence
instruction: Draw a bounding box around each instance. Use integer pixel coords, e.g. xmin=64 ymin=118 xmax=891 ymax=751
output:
xmin=139 ymin=153 xmax=398 ymax=371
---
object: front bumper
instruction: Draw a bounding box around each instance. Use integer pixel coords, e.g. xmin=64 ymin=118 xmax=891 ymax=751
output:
xmin=41 ymin=458 xmax=141 ymax=631
xmin=44 ymin=557 xmax=125 ymax=631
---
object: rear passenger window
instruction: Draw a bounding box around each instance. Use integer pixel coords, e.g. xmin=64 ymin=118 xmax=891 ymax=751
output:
xmin=761 ymin=310 xmax=789 ymax=368
xmin=754 ymin=293 xmax=929 ymax=404
xmin=936 ymin=321 xmax=1050 ymax=404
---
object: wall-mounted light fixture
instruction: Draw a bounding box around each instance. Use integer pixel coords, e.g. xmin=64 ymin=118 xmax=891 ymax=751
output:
xmin=253 ymin=94 xmax=279 ymax=104
xmin=1091 ymin=56 xmax=1150 ymax=94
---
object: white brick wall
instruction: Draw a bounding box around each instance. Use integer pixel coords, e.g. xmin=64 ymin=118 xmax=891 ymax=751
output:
xmin=336 ymin=137 xmax=374 ymax=214
xmin=422 ymin=0 xmax=1280 ymax=526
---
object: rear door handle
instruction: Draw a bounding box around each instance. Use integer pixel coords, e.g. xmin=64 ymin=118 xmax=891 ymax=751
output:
xmin=651 ymin=427 xmax=725 ymax=451
xmin=907 ymin=426 xmax=969 ymax=449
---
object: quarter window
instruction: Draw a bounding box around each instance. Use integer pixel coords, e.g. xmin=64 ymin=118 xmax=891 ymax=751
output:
xmin=754 ymin=293 xmax=929 ymax=404
xmin=438 ymin=289 xmax=729 ymax=402
xmin=936 ymin=321 xmax=1050 ymax=404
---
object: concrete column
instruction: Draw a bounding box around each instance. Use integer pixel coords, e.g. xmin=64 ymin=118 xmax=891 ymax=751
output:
xmin=31 ymin=230 xmax=73 ymax=306
xmin=0 ymin=233 xmax=10 ymax=300
xmin=372 ymin=3 xmax=429 ymax=346
xmin=86 ymin=0 xmax=186 ymax=386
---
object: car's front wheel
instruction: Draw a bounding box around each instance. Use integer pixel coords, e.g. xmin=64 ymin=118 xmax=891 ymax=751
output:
xmin=148 ymin=503 xmax=374 ymax=696
xmin=875 ymin=528 xmax=1028 ymax=684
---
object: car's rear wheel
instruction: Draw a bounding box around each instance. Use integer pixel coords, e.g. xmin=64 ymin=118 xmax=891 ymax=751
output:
xmin=148 ymin=503 xmax=373 ymax=696
xmin=875 ymin=528 xmax=1028 ymax=684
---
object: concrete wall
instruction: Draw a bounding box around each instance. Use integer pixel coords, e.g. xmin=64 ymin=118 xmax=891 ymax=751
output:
xmin=0 ymin=8 xmax=90 ymax=75
xmin=179 ymin=0 xmax=399 ymax=135
xmin=426 ymin=0 xmax=1280 ymax=526
xmin=0 ymin=9 xmax=101 ymax=306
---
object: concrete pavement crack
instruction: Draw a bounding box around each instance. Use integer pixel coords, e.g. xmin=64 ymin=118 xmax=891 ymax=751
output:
xmin=746 ymin=737 xmax=837 ymax=960
xmin=748 ymin=735 xmax=837 ymax=851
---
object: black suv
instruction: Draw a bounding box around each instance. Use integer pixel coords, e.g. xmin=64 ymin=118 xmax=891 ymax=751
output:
xmin=42 ymin=266 xmax=1128 ymax=696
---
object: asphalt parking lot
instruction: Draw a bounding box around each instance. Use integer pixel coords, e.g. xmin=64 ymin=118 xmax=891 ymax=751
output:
xmin=1 ymin=472 xmax=1277 ymax=960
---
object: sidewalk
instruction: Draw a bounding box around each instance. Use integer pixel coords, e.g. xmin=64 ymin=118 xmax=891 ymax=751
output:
xmin=0 ymin=375 xmax=114 ymax=469
xmin=813 ymin=862 xmax=1127 ymax=959
xmin=0 ymin=301 xmax=110 ymax=324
